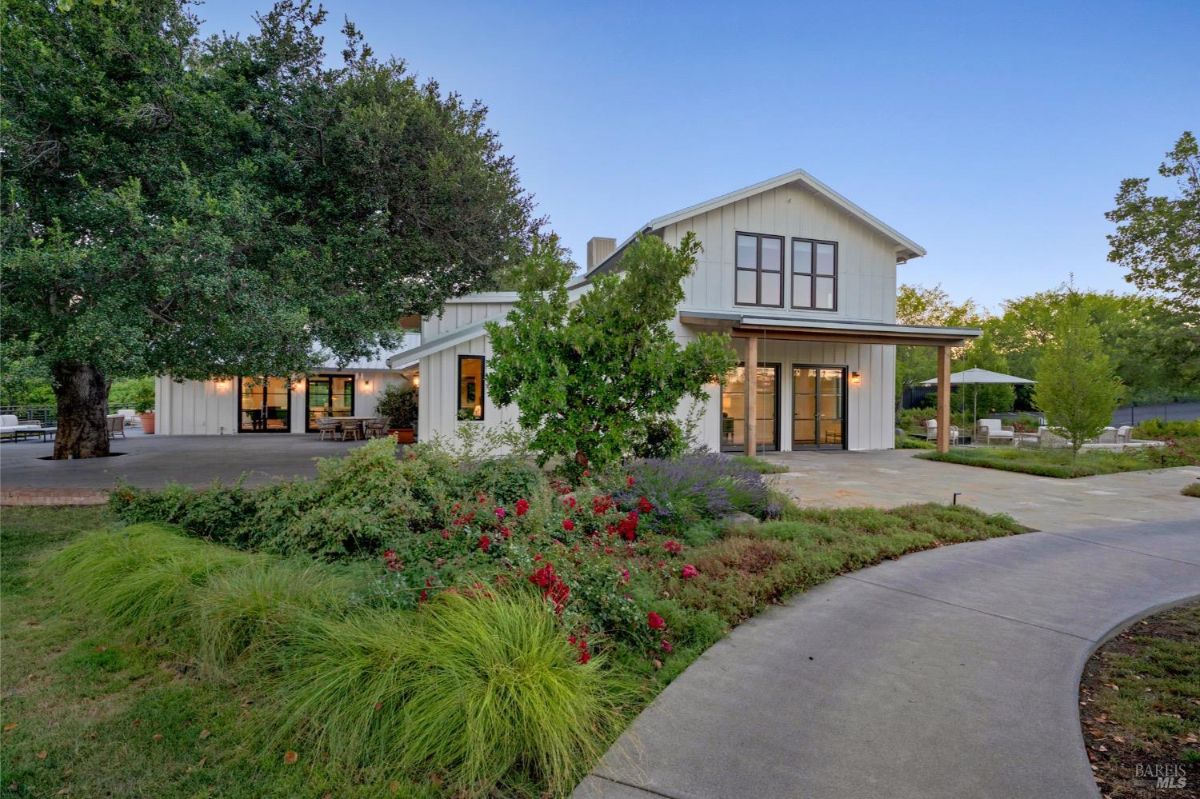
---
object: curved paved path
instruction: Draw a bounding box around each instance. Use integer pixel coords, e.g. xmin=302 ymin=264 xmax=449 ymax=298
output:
xmin=574 ymin=519 xmax=1200 ymax=799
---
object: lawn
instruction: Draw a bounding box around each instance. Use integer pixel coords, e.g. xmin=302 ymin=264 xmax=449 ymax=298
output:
xmin=1 ymin=444 xmax=1028 ymax=797
xmin=916 ymin=438 xmax=1200 ymax=478
xmin=1079 ymin=602 xmax=1200 ymax=797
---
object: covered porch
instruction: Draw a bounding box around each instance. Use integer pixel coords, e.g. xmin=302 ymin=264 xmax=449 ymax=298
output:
xmin=682 ymin=312 xmax=979 ymax=455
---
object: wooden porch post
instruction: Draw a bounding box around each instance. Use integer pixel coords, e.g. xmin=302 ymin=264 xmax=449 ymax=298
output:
xmin=745 ymin=336 xmax=758 ymax=457
xmin=936 ymin=345 xmax=951 ymax=454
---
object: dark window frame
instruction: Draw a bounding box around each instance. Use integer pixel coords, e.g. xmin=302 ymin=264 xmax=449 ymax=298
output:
xmin=734 ymin=232 xmax=785 ymax=308
xmin=304 ymin=373 xmax=356 ymax=432
xmin=237 ymin=376 xmax=292 ymax=434
xmin=790 ymin=364 xmax=848 ymax=451
xmin=456 ymin=354 xmax=486 ymax=421
xmin=719 ymin=361 xmax=782 ymax=453
xmin=791 ymin=238 xmax=839 ymax=311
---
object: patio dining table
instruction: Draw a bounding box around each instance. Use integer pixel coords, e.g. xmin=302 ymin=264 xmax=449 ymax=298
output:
xmin=326 ymin=416 xmax=377 ymax=437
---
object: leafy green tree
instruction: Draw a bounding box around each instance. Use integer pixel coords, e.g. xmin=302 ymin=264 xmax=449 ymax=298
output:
xmin=1033 ymin=295 xmax=1123 ymax=456
xmin=1106 ymin=131 xmax=1200 ymax=311
xmin=486 ymin=234 xmax=736 ymax=473
xmin=895 ymin=284 xmax=985 ymax=407
xmin=1 ymin=0 xmax=532 ymax=458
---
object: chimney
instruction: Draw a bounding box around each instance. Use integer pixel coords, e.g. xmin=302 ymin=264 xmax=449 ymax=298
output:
xmin=586 ymin=237 xmax=617 ymax=271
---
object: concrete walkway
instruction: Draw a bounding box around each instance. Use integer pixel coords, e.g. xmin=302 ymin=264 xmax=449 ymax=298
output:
xmin=574 ymin=519 xmax=1200 ymax=799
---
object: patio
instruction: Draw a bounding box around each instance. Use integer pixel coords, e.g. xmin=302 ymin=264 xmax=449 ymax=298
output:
xmin=0 ymin=433 xmax=370 ymax=504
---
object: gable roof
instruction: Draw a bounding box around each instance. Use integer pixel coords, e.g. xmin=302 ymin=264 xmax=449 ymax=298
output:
xmin=586 ymin=168 xmax=926 ymax=279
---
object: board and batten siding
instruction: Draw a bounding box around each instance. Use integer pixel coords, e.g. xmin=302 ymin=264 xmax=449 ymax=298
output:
xmin=155 ymin=371 xmax=410 ymax=435
xmin=417 ymin=331 xmax=519 ymax=453
xmin=422 ymin=296 xmax=516 ymax=340
xmin=659 ymin=183 xmax=900 ymax=323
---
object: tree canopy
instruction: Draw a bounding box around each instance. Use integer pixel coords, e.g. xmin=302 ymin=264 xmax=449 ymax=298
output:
xmin=1 ymin=0 xmax=533 ymax=457
xmin=486 ymin=234 xmax=736 ymax=472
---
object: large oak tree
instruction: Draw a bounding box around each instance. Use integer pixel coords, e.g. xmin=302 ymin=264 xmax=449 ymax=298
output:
xmin=1 ymin=0 xmax=534 ymax=458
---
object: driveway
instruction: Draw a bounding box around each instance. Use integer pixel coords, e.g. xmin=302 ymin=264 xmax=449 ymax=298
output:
xmin=763 ymin=449 xmax=1200 ymax=531
xmin=0 ymin=434 xmax=369 ymax=504
xmin=574 ymin=519 xmax=1200 ymax=799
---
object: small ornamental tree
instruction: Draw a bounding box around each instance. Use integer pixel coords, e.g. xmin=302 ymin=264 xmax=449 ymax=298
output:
xmin=1033 ymin=295 xmax=1123 ymax=457
xmin=486 ymin=234 xmax=736 ymax=472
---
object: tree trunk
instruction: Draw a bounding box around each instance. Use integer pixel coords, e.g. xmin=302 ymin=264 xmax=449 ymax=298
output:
xmin=51 ymin=362 xmax=111 ymax=459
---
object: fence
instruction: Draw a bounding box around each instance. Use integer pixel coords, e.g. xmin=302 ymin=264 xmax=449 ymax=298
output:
xmin=0 ymin=405 xmax=55 ymax=426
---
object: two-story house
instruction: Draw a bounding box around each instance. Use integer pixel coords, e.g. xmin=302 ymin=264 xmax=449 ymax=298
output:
xmin=390 ymin=169 xmax=978 ymax=454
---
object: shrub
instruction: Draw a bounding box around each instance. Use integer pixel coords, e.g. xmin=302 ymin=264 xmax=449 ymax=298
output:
xmin=1182 ymin=482 xmax=1200 ymax=498
xmin=376 ymin=383 xmax=418 ymax=429
xmin=461 ymin=455 xmax=548 ymax=505
xmin=44 ymin=523 xmax=254 ymax=642
xmin=623 ymin=452 xmax=770 ymax=527
xmin=273 ymin=593 xmax=625 ymax=796
xmin=631 ymin=418 xmax=686 ymax=460
xmin=1134 ymin=418 xmax=1200 ymax=440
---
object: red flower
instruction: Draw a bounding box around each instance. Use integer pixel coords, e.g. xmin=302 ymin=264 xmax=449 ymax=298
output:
xmin=583 ymin=469 xmax=591 ymax=478
xmin=626 ymin=475 xmax=635 ymax=488
xmin=563 ymin=495 xmax=577 ymax=509
xmin=515 ymin=498 xmax=530 ymax=517
xmin=681 ymin=564 xmax=699 ymax=580
xmin=661 ymin=639 xmax=673 ymax=653
xmin=562 ymin=518 xmax=575 ymax=532
xmin=647 ymin=611 xmax=666 ymax=630
xmin=663 ymin=539 xmax=682 ymax=555
xmin=620 ymin=568 xmax=630 ymax=584
xmin=500 ymin=525 xmax=511 ymax=539
xmin=617 ymin=510 xmax=639 ymax=541
xmin=494 ymin=506 xmax=506 ymax=520
xmin=383 ymin=549 xmax=396 ymax=560
xmin=592 ymin=495 xmax=613 ymax=515
xmin=440 ymin=530 xmax=451 ymax=540
xmin=478 ymin=535 xmax=491 ymax=552
xmin=637 ymin=496 xmax=654 ymax=514
xmin=418 ymin=589 xmax=428 ymax=603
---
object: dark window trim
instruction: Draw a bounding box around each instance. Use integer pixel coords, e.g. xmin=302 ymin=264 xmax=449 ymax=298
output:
xmin=790 ymin=363 xmax=848 ymax=451
xmin=237 ymin=376 xmax=293 ymax=433
xmin=456 ymin=354 xmax=486 ymax=421
xmin=304 ymin=373 xmax=356 ymax=432
xmin=719 ymin=361 xmax=781 ymax=453
xmin=791 ymin=238 xmax=838 ymax=312
xmin=734 ymin=231 xmax=785 ymax=308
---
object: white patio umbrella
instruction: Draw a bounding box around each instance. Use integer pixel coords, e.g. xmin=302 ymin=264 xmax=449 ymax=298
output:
xmin=919 ymin=367 xmax=1035 ymax=437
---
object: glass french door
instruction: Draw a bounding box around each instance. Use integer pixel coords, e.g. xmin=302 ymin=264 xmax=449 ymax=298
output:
xmin=306 ymin=375 xmax=355 ymax=431
xmin=720 ymin=364 xmax=780 ymax=452
xmin=238 ymin=376 xmax=292 ymax=433
xmin=792 ymin=366 xmax=846 ymax=449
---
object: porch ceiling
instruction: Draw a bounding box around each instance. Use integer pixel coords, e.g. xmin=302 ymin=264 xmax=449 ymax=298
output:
xmin=679 ymin=310 xmax=980 ymax=348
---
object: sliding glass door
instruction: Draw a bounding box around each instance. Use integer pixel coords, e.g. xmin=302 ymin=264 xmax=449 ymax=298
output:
xmin=306 ymin=375 xmax=355 ymax=432
xmin=238 ymin=376 xmax=292 ymax=433
xmin=720 ymin=364 xmax=780 ymax=452
xmin=792 ymin=366 xmax=846 ymax=449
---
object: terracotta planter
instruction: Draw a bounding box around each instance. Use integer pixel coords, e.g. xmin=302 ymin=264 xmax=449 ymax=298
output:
xmin=139 ymin=411 xmax=156 ymax=434
xmin=391 ymin=427 xmax=415 ymax=444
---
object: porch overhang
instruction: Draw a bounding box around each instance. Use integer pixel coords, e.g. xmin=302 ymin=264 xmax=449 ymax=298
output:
xmin=679 ymin=310 xmax=981 ymax=347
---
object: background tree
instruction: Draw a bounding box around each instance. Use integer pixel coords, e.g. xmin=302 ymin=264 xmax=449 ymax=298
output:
xmin=486 ymin=234 xmax=736 ymax=473
xmin=1 ymin=0 xmax=532 ymax=458
xmin=1033 ymin=294 xmax=1123 ymax=456
xmin=894 ymin=284 xmax=991 ymax=408
xmin=1107 ymin=131 xmax=1200 ymax=311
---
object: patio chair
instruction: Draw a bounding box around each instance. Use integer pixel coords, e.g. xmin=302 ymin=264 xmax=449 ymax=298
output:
xmin=106 ymin=415 xmax=125 ymax=439
xmin=1116 ymin=425 xmax=1134 ymax=444
xmin=1 ymin=415 xmax=45 ymax=441
xmin=316 ymin=416 xmax=341 ymax=441
xmin=339 ymin=419 xmax=363 ymax=441
xmin=924 ymin=419 xmax=960 ymax=444
xmin=1097 ymin=426 xmax=1118 ymax=444
xmin=364 ymin=417 xmax=389 ymax=439
xmin=977 ymin=419 xmax=1015 ymax=445
xmin=1037 ymin=426 xmax=1069 ymax=448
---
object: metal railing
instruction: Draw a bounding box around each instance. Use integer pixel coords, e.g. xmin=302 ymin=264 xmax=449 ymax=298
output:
xmin=0 ymin=405 xmax=55 ymax=426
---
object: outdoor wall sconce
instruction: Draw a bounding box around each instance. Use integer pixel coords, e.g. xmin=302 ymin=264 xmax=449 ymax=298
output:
xmin=214 ymin=378 xmax=232 ymax=393
xmin=362 ymin=377 xmax=371 ymax=389
xmin=412 ymin=375 xmax=421 ymax=388
xmin=849 ymin=371 xmax=863 ymax=386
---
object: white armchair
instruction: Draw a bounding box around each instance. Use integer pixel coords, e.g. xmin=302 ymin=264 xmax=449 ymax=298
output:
xmin=925 ymin=418 xmax=960 ymax=443
xmin=1038 ymin=426 xmax=1069 ymax=448
xmin=1097 ymin=426 xmax=1118 ymax=444
xmin=977 ymin=418 xmax=1015 ymax=445
xmin=1116 ymin=425 xmax=1134 ymax=444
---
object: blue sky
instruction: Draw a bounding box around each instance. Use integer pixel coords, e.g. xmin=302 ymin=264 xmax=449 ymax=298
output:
xmin=197 ymin=0 xmax=1199 ymax=310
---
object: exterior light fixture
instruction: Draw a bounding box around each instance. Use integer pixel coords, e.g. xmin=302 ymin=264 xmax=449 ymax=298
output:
xmin=412 ymin=374 xmax=420 ymax=388
xmin=849 ymin=371 xmax=862 ymax=386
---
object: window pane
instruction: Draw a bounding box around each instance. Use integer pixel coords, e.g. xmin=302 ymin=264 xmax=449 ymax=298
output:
xmin=792 ymin=240 xmax=812 ymax=274
xmin=816 ymin=243 xmax=836 ymax=275
xmin=736 ymin=235 xmax=757 ymax=269
xmin=458 ymin=357 xmax=484 ymax=420
xmin=760 ymin=273 xmax=780 ymax=305
xmin=736 ymin=270 xmax=757 ymax=303
xmin=793 ymin=275 xmax=812 ymax=308
xmin=815 ymin=276 xmax=835 ymax=309
xmin=760 ymin=237 xmax=782 ymax=272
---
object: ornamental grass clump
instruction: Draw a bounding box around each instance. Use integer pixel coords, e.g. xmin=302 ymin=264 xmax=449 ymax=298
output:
xmin=271 ymin=593 xmax=626 ymax=796
xmin=44 ymin=523 xmax=253 ymax=643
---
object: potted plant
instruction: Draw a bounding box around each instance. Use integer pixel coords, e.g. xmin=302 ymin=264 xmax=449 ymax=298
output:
xmin=377 ymin=384 xmax=418 ymax=444
xmin=135 ymin=393 xmax=155 ymax=434
xmin=111 ymin=376 xmax=156 ymax=434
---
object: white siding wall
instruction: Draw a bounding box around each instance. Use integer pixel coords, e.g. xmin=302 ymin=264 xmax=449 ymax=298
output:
xmin=155 ymin=370 xmax=411 ymax=435
xmin=422 ymin=297 xmax=515 ymax=340
xmin=660 ymin=184 xmax=899 ymax=323
xmin=417 ymin=331 xmax=520 ymax=453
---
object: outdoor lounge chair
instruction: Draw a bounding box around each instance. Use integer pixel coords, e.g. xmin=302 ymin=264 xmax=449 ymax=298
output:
xmin=1116 ymin=425 xmax=1134 ymax=444
xmin=1038 ymin=426 xmax=1069 ymax=448
xmin=977 ymin=418 xmax=1015 ymax=445
xmin=106 ymin=414 xmax=125 ymax=439
xmin=1097 ymin=426 xmax=1118 ymax=444
xmin=364 ymin=417 xmax=389 ymax=439
xmin=924 ymin=419 xmax=960 ymax=443
xmin=0 ymin=414 xmax=46 ymax=441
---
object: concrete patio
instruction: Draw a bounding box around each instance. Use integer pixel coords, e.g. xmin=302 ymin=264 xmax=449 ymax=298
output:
xmin=763 ymin=448 xmax=1200 ymax=531
xmin=0 ymin=434 xmax=370 ymax=504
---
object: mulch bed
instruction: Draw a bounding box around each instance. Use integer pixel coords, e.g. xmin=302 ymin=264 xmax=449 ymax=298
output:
xmin=1079 ymin=601 xmax=1200 ymax=798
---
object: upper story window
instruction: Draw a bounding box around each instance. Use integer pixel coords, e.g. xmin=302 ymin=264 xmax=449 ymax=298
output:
xmin=792 ymin=238 xmax=837 ymax=311
xmin=457 ymin=355 xmax=485 ymax=420
xmin=735 ymin=232 xmax=784 ymax=307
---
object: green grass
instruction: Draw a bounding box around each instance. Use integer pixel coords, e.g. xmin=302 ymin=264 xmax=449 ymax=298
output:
xmin=727 ymin=455 xmax=790 ymax=474
xmin=1183 ymin=482 xmax=1200 ymax=498
xmin=916 ymin=443 xmax=1196 ymax=478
